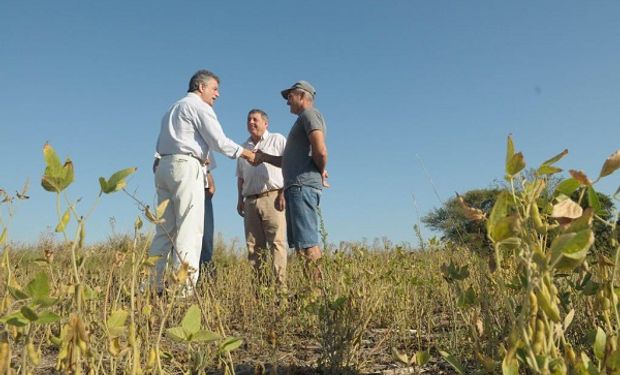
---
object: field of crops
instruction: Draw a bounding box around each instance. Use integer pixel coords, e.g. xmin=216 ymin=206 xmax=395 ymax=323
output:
xmin=1 ymin=139 xmax=620 ymax=374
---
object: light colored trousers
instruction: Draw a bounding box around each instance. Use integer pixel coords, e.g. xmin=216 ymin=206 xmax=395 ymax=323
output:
xmin=244 ymin=190 xmax=288 ymax=287
xmin=150 ymin=155 xmax=204 ymax=287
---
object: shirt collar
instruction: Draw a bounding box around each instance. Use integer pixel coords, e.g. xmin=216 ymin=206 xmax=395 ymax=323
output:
xmin=248 ymin=130 xmax=269 ymax=146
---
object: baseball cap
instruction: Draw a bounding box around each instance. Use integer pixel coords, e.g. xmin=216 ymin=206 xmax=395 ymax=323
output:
xmin=280 ymin=80 xmax=316 ymax=100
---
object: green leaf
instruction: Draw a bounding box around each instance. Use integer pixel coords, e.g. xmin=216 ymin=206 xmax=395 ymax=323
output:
xmin=36 ymin=310 xmax=60 ymax=324
xmin=55 ymin=208 xmax=71 ymax=233
xmin=439 ymin=350 xmax=465 ymax=374
xmin=100 ymin=167 xmax=137 ymax=194
xmin=536 ymin=165 xmax=562 ymax=176
xmin=457 ymin=287 xmax=477 ymax=308
xmin=587 ymin=187 xmax=603 ymax=215
xmin=550 ymin=229 xmax=594 ymax=271
xmin=21 ymin=306 xmax=39 ymax=321
xmin=329 ymin=296 xmax=347 ymax=310
xmin=142 ymin=255 xmax=161 ymax=268
xmin=506 ymin=135 xmax=515 ymax=167
xmin=78 ymin=222 xmax=86 ymax=249
xmin=416 ymin=350 xmax=430 ymax=366
xmin=489 ymin=216 xmax=520 ymax=243
xmin=166 ymin=326 xmax=189 ymax=342
xmin=1 ymin=311 xmax=29 ymax=327
xmin=8 ymin=286 xmax=28 ymax=300
xmin=219 ymin=337 xmax=243 ymax=354
xmin=190 ymin=330 xmax=222 ymax=343
xmin=506 ymin=152 xmax=526 ymax=177
xmin=33 ymin=296 xmax=58 ymax=307
xmin=487 ymin=191 xmax=512 ymax=242
xmin=25 ymin=272 xmax=50 ymax=300
xmin=502 ymin=355 xmax=519 ymax=375
xmin=41 ymin=144 xmax=74 ymax=193
xmin=542 ymin=149 xmax=569 ymax=166
xmin=181 ymin=305 xmax=201 ymax=336
xmin=555 ymin=178 xmax=580 ymax=196
xmin=98 ymin=177 xmax=108 ymax=194
xmin=594 ymin=327 xmax=607 ymax=360
xmin=81 ymin=283 xmax=98 ymax=301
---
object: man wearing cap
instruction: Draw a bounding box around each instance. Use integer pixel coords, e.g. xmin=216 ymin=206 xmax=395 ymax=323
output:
xmin=151 ymin=69 xmax=256 ymax=290
xmin=254 ymin=80 xmax=328 ymax=278
xmin=236 ymin=109 xmax=288 ymax=288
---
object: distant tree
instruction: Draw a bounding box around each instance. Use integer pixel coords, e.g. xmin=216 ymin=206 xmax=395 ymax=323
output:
xmin=423 ymin=186 xmax=617 ymax=255
xmin=422 ymin=188 xmax=501 ymax=254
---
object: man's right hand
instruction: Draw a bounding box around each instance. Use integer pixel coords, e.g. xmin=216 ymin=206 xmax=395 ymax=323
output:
xmin=251 ymin=149 xmax=265 ymax=166
xmin=241 ymin=148 xmax=256 ymax=164
xmin=237 ymin=200 xmax=244 ymax=217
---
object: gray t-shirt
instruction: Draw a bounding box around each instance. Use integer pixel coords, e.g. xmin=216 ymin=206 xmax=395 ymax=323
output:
xmin=282 ymin=108 xmax=326 ymax=190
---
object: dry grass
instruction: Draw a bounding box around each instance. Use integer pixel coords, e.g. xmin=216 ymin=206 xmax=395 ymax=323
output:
xmin=0 ymin=236 xmax=485 ymax=374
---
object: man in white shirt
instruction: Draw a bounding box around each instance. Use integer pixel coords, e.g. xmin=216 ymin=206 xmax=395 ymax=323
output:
xmin=236 ymin=109 xmax=288 ymax=288
xmin=151 ymin=69 xmax=256 ymax=290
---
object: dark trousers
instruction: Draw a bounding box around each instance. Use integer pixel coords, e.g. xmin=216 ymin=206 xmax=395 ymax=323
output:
xmin=199 ymin=194 xmax=214 ymax=275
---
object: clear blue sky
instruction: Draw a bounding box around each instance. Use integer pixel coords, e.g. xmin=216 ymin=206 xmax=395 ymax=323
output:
xmin=2 ymin=1 xmax=619 ymax=247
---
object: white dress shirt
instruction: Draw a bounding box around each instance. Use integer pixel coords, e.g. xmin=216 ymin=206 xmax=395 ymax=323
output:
xmin=156 ymin=92 xmax=242 ymax=161
xmin=236 ymin=131 xmax=286 ymax=197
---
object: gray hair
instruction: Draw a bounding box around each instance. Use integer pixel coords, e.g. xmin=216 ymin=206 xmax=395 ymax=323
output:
xmin=248 ymin=108 xmax=269 ymax=122
xmin=188 ymin=70 xmax=220 ymax=92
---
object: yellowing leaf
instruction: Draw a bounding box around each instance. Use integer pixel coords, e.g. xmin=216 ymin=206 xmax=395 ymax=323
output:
xmin=456 ymin=195 xmax=486 ymax=221
xmin=391 ymin=347 xmax=411 ymax=365
xmin=0 ymin=228 xmax=6 ymax=246
xmin=134 ymin=216 xmax=143 ymax=231
xmin=174 ymin=262 xmax=189 ymax=284
xmin=598 ymin=149 xmax=620 ymax=179
xmin=569 ymin=169 xmax=591 ymax=186
xmin=108 ymin=338 xmax=122 ymax=356
xmin=156 ymin=199 xmax=169 ymax=220
xmin=107 ymin=310 xmax=129 ymax=338
xmin=55 ymin=208 xmax=71 ymax=233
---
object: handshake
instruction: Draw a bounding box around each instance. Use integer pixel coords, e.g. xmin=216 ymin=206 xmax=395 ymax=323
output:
xmin=245 ymin=149 xmax=268 ymax=166
xmin=241 ymin=149 xmax=329 ymax=188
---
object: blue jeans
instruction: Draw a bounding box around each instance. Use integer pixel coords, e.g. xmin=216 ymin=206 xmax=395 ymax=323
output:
xmin=200 ymin=194 xmax=214 ymax=267
xmin=284 ymin=185 xmax=321 ymax=249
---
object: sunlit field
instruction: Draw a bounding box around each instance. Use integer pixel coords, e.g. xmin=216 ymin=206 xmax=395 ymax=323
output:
xmin=1 ymin=139 xmax=619 ymax=374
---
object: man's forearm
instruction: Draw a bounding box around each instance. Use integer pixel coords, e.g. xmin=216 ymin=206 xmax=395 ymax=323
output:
xmin=312 ymin=154 xmax=327 ymax=173
xmin=259 ymin=152 xmax=282 ymax=167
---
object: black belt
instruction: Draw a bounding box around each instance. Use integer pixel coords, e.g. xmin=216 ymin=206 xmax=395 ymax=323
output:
xmin=160 ymin=153 xmax=207 ymax=165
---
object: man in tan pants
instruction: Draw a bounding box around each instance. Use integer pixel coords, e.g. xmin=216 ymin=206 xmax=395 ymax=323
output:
xmin=236 ymin=109 xmax=288 ymax=289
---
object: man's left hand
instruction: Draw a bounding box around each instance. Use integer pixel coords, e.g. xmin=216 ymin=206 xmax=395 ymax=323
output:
xmin=275 ymin=191 xmax=285 ymax=211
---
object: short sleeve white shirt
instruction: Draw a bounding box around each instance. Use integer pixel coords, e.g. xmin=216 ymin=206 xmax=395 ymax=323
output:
xmin=236 ymin=131 xmax=286 ymax=197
